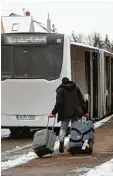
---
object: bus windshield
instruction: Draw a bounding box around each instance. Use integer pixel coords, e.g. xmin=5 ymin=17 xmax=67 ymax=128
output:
xmin=13 ymin=45 xmax=63 ymax=80
xmin=1 ymin=33 xmax=63 ymax=81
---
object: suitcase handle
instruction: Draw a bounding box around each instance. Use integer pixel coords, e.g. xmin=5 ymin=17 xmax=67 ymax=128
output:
xmin=47 ymin=117 xmax=56 ymax=148
xmin=47 ymin=116 xmax=56 ymax=132
xmin=78 ymin=115 xmax=91 ymax=122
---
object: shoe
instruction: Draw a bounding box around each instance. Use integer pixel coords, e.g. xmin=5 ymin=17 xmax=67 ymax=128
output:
xmin=59 ymin=141 xmax=64 ymax=153
xmin=67 ymin=148 xmax=70 ymax=152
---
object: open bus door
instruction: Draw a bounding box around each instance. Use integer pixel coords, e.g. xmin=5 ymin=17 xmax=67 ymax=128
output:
xmin=105 ymin=56 xmax=112 ymax=114
xmin=85 ymin=50 xmax=99 ymax=120
xmin=111 ymin=58 xmax=113 ymax=111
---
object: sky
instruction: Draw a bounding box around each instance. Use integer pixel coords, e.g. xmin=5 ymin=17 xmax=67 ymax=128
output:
xmin=1 ymin=0 xmax=113 ymax=40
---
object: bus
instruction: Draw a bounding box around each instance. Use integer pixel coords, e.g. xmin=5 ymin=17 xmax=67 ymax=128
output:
xmin=1 ymin=32 xmax=113 ymax=136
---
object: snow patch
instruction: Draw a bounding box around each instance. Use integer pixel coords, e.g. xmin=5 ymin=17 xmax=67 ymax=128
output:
xmin=80 ymin=158 xmax=113 ymax=176
xmin=1 ymin=138 xmax=61 ymax=170
xmin=70 ymin=167 xmax=90 ymax=174
xmin=1 ymin=129 xmax=10 ymax=138
xmin=76 ymin=167 xmax=90 ymax=173
xmin=2 ymin=143 xmax=32 ymax=156
xmin=1 ymin=152 xmax=37 ymax=170
xmin=94 ymin=115 xmax=112 ymax=129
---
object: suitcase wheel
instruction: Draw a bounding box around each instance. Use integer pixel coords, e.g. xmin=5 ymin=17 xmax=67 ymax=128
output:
xmin=88 ymin=140 xmax=93 ymax=155
xmin=38 ymin=154 xmax=43 ymax=158
xmin=88 ymin=149 xmax=93 ymax=155
xmin=38 ymin=152 xmax=53 ymax=158
xmin=70 ymin=152 xmax=75 ymax=156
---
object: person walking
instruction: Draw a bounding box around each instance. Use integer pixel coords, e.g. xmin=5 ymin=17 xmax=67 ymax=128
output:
xmin=49 ymin=77 xmax=88 ymax=153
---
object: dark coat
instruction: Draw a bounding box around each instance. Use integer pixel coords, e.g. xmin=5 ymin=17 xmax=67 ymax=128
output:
xmin=51 ymin=81 xmax=88 ymax=122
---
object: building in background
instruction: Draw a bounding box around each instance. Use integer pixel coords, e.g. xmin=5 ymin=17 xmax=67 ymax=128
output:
xmin=2 ymin=16 xmax=35 ymax=33
xmin=1 ymin=10 xmax=55 ymax=33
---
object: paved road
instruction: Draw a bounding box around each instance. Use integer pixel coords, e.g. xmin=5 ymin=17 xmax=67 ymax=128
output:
xmin=2 ymin=117 xmax=113 ymax=176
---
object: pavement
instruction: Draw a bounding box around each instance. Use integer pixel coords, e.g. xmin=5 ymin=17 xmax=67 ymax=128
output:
xmin=2 ymin=117 xmax=113 ymax=176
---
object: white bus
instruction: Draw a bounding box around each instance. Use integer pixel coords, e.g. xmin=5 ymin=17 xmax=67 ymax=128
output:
xmin=1 ymin=33 xmax=113 ymax=136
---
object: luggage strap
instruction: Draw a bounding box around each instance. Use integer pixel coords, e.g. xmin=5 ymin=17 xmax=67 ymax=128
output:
xmin=70 ymin=137 xmax=94 ymax=143
xmin=71 ymin=127 xmax=95 ymax=135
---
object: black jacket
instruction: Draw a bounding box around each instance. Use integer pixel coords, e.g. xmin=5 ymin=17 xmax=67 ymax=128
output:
xmin=52 ymin=81 xmax=88 ymax=122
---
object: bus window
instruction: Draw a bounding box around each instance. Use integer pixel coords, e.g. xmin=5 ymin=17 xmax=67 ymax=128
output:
xmin=53 ymin=45 xmax=63 ymax=79
xmin=13 ymin=46 xmax=30 ymax=78
xmin=13 ymin=45 xmax=63 ymax=80
xmin=29 ymin=46 xmax=55 ymax=79
xmin=1 ymin=46 xmax=13 ymax=79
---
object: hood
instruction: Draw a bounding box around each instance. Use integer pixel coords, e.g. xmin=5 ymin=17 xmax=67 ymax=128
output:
xmin=57 ymin=81 xmax=76 ymax=91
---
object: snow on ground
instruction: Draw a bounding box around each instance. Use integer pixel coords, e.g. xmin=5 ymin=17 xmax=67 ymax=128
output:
xmin=70 ymin=167 xmax=90 ymax=175
xmin=1 ymin=143 xmax=33 ymax=162
xmin=1 ymin=137 xmax=69 ymax=170
xmin=80 ymin=158 xmax=113 ymax=176
xmin=2 ymin=143 xmax=32 ymax=156
xmin=1 ymin=129 xmax=10 ymax=138
xmin=94 ymin=115 xmax=112 ymax=129
xmin=1 ymin=151 xmax=37 ymax=170
xmin=1 ymin=115 xmax=113 ymax=171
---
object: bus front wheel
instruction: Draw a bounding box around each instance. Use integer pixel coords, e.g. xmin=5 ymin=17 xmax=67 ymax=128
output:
xmin=9 ymin=128 xmax=31 ymax=138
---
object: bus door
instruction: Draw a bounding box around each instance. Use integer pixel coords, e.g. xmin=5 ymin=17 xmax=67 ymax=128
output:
xmin=111 ymin=58 xmax=113 ymax=111
xmin=105 ymin=56 xmax=112 ymax=113
xmin=85 ymin=50 xmax=99 ymax=120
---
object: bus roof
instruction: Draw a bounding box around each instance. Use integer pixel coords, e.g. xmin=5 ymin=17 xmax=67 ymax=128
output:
xmin=71 ymin=41 xmax=99 ymax=50
xmin=71 ymin=41 xmax=113 ymax=56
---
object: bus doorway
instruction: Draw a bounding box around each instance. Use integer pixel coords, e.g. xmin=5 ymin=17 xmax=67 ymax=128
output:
xmin=105 ymin=56 xmax=112 ymax=114
xmin=111 ymin=59 xmax=113 ymax=111
xmin=85 ymin=51 xmax=99 ymax=120
xmin=71 ymin=44 xmax=99 ymax=120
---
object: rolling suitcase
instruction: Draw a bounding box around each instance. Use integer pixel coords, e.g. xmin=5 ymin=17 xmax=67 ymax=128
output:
xmin=32 ymin=117 xmax=56 ymax=158
xmin=68 ymin=119 xmax=95 ymax=155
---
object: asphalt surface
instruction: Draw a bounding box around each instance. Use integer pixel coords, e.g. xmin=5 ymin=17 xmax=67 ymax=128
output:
xmin=1 ymin=117 xmax=113 ymax=176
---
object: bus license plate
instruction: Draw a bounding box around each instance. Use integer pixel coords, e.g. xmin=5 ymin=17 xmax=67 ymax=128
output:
xmin=16 ymin=115 xmax=36 ymax=120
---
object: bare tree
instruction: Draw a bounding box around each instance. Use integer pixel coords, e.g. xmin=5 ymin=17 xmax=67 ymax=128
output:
xmin=110 ymin=41 xmax=113 ymax=52
xmin=71 ymin=31 xmax=84 ymax=43
xmin=71 ymin=31 xmax=113 ymax=52
xmin=104 ymin=34 xmax=111 ymax=51
xmin=86 ymin=33 xmax=94 ymax=46
xmin=71 ymin=31 xmax=78 ymax=42
xmin=93 ymin=32 xmax=104 ymax=48
xmin=77 ymin=33 xmax=84 ymax=43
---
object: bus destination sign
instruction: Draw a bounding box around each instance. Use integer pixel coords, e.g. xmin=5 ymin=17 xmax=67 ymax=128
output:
xmin=5 ymin=35 xmax=47 ymax=44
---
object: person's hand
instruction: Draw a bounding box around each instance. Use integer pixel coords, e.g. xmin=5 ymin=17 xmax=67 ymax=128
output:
xmin=48 ymin=114 xmax=55 ymax=118
xmin=84 ymin=113 xmax=89 ymax=118
xmin=111 ymin=92 xmax=113 ymax=97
